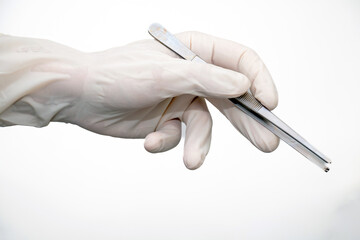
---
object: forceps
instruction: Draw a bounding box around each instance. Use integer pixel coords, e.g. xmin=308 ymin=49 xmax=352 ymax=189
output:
xmin=148 ymin=23 xmax=331 ymax=172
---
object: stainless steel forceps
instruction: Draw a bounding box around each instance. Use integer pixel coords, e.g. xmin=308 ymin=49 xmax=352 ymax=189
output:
xmin=148 ymin=23 xmax=331 ymax=172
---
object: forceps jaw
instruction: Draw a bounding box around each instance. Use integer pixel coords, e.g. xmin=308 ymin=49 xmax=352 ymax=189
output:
xmin=230 ymin=97 xmax=330 ymax=172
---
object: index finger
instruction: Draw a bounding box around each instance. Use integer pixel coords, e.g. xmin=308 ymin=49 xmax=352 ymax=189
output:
xmin=176 ymin=31 xmax=278 ymax=110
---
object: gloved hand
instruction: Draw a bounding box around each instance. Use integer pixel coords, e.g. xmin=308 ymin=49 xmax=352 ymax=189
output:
xmin=0 ymin=32 xmax=279 ymax=169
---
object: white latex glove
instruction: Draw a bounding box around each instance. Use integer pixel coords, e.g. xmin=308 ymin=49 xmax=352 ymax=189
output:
xmin=0 ymin=32 xmax=279 ymax=169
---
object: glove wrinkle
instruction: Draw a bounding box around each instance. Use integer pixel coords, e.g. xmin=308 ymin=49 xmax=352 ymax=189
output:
xmin=0 ymin=32 xmax=279 ymax=169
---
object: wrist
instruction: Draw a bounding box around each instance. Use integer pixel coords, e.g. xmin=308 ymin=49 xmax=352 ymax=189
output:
xmin=0 ymin=34 xmax=92 ymax=127
xmin=48 ymin=52 xmax=92 ymax=124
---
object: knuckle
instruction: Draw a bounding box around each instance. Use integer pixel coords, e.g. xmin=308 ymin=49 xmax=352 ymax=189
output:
xmin=238 ymin=47 xmax=263 ymax=76
xmin=175 ymin=31 xmax=208 ymax=49
xmin=242 ymin=47 xmax=259 ymax=62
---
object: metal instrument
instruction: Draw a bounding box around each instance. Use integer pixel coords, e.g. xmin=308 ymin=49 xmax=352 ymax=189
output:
xmin=148 ymin=23 xmax=331 ymax=172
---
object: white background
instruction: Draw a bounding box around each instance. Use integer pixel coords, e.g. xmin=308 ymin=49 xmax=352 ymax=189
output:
xmin=0 ymin=0 xmax=359 ymax=239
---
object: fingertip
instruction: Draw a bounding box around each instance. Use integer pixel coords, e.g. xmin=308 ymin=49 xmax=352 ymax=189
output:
xmin=254 ymin=90 xmax=278 ymax=110
xmin=205 ymin=64 xmax=251 ymax=98
xmin=144 ymin=120 xmax=182 ymax=153
xmin=260 ymin=136 xmax=280 ymax=153
xmin=251 ymin=68 xmax=278 ymax=110
xmin=183 ymin=151 xmax=206 ymax=170
xmin=144 ymin=133 xmax=162 ymax=153
xmin=217 ymin=66 xmax=251 ymax=97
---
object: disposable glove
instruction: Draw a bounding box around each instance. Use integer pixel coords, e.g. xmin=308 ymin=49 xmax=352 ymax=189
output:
xmin=0 ymin=32 xmax=279 ymax=169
